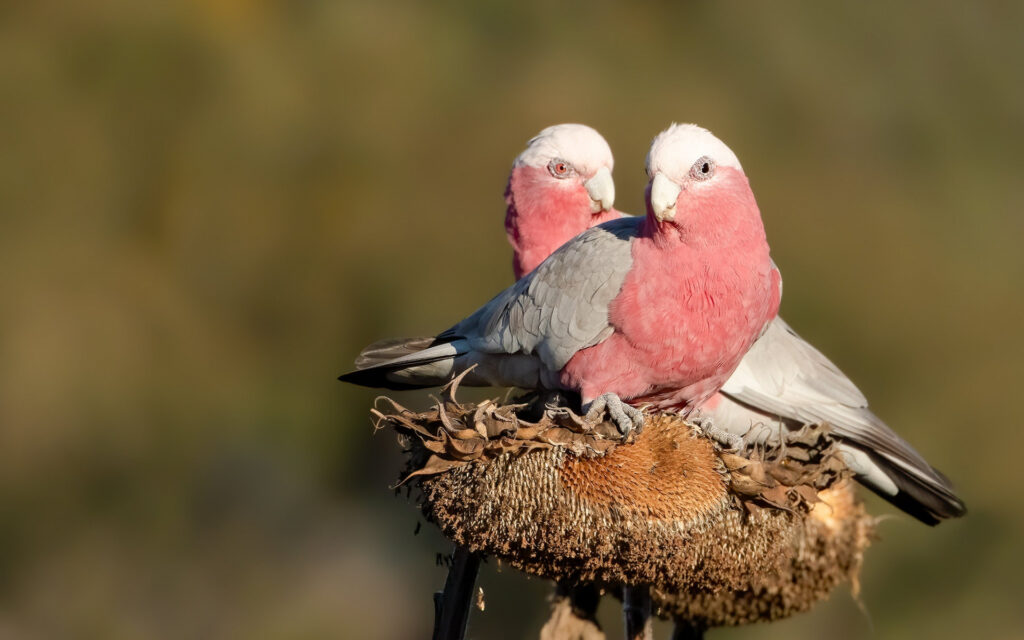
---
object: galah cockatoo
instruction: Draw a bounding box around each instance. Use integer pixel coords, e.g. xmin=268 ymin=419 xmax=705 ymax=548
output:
xmin=500 ymin=125 xmax=965 ymax=525
xmin=504 ymin=124 xmax=621 ymax=279
xmin=340 ymin=123 xmax=781 ymax=435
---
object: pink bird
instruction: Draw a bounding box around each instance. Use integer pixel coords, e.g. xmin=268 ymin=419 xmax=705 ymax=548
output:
xmin=500 ymin=125 xmax=964 ymax=525
xmin=340 ymin=124 xmax=781 ymax=434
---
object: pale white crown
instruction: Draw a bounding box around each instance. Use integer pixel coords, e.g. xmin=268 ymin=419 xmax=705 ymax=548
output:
xmin=514 ymin=124 xmax=614 ymax=176
xmin=646 ymin=123 xmax=743 ymax=180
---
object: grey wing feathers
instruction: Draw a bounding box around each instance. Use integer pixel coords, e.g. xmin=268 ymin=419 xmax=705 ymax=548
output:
xmin=721 ymin=317 xmax=965 ymax=522
xmin=338 ymin=336 xmax=466 ymax=389
xmin=723 ymin=318 xmax=918 ymax=466
xmin=341 ymin=216 xmax=638 ymax=392
xmin=448 ymin=216 xmax=638 ymax=369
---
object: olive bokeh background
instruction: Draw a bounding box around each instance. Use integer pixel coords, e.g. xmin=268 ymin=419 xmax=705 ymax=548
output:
xmin=2 ymin=1 xmax=1021 ymax=638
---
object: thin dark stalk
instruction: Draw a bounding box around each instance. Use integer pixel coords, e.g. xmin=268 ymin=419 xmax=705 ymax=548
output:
xmin=622 ymin=586 xmax=653 ymax=640
xmin=432 ymin=545 xmax=481 ymax=640
xmin=671 ymin=621 xmax=705 ymax=640
xmin=566 ymin=583 xmax=602 ymax=622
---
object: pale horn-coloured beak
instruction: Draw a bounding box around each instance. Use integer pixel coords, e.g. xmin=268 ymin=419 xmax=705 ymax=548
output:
xmin=583 ymin=166 xmax=615 ymax=213
xmin=650 ymin=172 xmax=681 ymax=222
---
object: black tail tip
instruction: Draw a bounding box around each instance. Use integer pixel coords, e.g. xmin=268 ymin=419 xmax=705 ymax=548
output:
xmin=877 ymin=487 xmax=967 ymax=527
xmin=337 ymin=368 xmax=432 ymax=391
xmin=337 ymin=369 xmax=372 ymax=386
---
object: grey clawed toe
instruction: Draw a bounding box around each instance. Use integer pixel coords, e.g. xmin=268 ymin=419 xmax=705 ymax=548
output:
xmin=693 ymin=417 xmax=745 ymax=451
xmin=584 ymin=392 xmax=645 ymax=437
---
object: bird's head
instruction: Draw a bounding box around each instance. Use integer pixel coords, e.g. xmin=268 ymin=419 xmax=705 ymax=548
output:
xmin=644 ymin=123 xmax=750 ymax=234
xmin=509 ymin=123 xmax=616 ymax=216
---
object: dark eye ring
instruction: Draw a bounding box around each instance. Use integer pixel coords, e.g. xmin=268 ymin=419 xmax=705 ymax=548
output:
xmin=690 ymin=156 xmax=716 ymax=181
xmin=548 ymin=159 xmax=573 ymax=178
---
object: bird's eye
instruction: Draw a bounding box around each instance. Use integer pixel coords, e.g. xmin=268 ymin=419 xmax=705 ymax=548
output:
xmin=689 ymin=156 xmax=716 ymax=181
xmin=548 ymin=159 xmax=573 ymax=178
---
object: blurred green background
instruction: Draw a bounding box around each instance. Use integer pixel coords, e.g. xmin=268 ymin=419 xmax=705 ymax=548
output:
xmin=1 ymin=1 xmax=1022 ymax=638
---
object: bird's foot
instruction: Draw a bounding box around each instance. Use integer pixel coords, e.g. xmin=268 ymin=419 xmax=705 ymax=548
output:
xmin=693 ymin=417 xmax=745 ymax=452
xmin=583 ymin=393 xmax=645 ymax=437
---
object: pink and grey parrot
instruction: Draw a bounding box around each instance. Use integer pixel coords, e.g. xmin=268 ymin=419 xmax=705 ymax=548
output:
xmin=497 ymin=124 xmax=965 ymax=525
xmin=340 ymin=124 xmax=781 ymax=436
xmin=504 ymin=124 xmax=621 ymax=279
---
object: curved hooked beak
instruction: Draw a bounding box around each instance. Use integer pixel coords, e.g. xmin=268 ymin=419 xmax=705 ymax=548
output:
xmin=583 ymin=166 xmax=615 ymax=213
xmin=650 ymin=173 xmax=682 ymax=222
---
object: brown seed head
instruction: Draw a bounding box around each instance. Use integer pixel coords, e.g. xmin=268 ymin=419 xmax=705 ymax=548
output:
xmin=374 ymin=393 xmax=873 ymax=627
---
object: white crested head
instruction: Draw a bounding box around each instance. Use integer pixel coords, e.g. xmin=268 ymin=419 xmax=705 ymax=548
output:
xmin=514 ymin=123 xmax=614 ymax=176
xmin=645 ymin=123 xmax=742 ymax=181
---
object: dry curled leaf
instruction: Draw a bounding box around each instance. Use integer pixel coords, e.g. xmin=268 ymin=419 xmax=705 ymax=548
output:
xmin=372 ymin=391 xmax=634 ymax=484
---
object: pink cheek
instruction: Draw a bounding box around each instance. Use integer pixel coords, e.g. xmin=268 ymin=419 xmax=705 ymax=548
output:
xmin=540 ymin=180 xmax=583 ymax=199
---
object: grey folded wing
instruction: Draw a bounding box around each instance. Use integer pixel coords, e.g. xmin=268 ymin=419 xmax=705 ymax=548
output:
xmin=722 ymin=318 xmax=933 ymax=469
xmin=720 ymin=317 xmax=964 ymax=521
xmin=440 ymin=216 xmax=639 ymax=370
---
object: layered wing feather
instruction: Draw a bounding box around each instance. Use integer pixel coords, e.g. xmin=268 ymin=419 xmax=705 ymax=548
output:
xmin=443 ymin=216 xmax=638 ymax=369
xmin=342 ymin=216 xmax=639 ymax=390
xmin=719 ymin=317 xmax=965 ymax=523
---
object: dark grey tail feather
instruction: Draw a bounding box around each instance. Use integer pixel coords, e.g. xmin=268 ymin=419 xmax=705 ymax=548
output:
xmin=339 ymin=335 xmax=458 ymax=390
xmin=338 ymin=367 xmax=437 ymax=390
xmin=858 ymin=448 xmax=966 ymax=526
